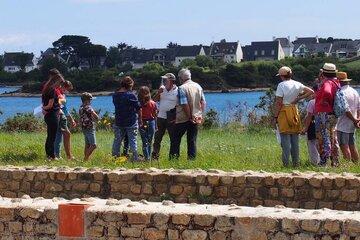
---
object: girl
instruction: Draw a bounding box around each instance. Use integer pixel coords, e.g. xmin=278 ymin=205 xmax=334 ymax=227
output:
xmin=42 ymin=69 xmax=64 ymax=160
xmin=138 ymin=86 xmax=158 ymax=160
xmin=54 ymin=80 xmax=76 ymax=159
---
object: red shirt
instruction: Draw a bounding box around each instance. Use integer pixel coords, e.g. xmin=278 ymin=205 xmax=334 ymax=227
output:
xmin=141 ymin=100 xmax=157 ymax=120
xmin=315 ymin=78 xmax=339 ymax=113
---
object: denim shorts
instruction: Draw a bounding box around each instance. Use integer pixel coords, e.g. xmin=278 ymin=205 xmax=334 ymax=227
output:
xmin=337 ymin=131 xmax=355 ymax=146
xmin=59 ymin=114 xmax=68 ymax=132
xmin=83 ymin=128 xmax=96 ymax=146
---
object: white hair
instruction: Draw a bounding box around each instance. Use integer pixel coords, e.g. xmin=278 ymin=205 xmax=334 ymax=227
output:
xmin=178 ymin=68 xmax=191 ymax=82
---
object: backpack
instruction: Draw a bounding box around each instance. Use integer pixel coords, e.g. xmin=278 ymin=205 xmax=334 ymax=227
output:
xmin=332 ymin=80 xmax=349 ymax=118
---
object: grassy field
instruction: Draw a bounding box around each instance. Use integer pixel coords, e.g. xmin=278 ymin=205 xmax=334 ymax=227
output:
xmin=1 ymin=126 xmax=360 ymax=173
xmin=344 ymin=59 xmax=360 ymax=70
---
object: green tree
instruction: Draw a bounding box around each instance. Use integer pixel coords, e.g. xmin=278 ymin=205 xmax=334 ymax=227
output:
xmin=179 ymin=59 xmax=196 ymax=68
xmin=0 ymin=55 xmax=3 ymax=70
xmin=40 ymin=57 xmax=68 ymax=79
xmin=167 ymin=42 xmax=179 ymax=48
xmin=78 ymin=44 xmax=107 ymax=68
xmin=195 ymin=55 xmax=215 ymax=68
xmin=106 ymin=46 xmax=121 ymax=68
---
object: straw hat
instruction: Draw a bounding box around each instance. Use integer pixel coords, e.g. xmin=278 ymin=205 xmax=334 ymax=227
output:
xmin=337 ymin=72 xmax=352 ymax=82
xmin=322 ymin=63 xmax=337 ymax=73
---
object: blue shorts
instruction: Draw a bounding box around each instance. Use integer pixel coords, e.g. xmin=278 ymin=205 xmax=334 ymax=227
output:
xmin=83 ymin=128 xmax=96 ymax=146
xmin=337 ymin=131 xmax=355 ymax=146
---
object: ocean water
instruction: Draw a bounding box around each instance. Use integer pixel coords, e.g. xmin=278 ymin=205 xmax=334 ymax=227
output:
xmin=0 ymin=87 xmax=266 ymax=123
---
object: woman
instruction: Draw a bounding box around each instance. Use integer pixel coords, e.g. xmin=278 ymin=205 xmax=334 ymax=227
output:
xmin=273 ymin=66 xmax=314 ymax=167
xmin=112 ymin=76 xmax=142 ymax=161
xmin=315 ymin=63 xmax=341 ymax=166
xmin=42 ymin=69 xmax=64 ymax=160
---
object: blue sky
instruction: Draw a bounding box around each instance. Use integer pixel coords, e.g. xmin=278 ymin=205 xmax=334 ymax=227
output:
xmin=0 ymin=0 xmax=359 ymax=55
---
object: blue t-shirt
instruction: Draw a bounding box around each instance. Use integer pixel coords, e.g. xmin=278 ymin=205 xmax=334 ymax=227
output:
xmin=113 ymin=91 xmax=141 ymax=127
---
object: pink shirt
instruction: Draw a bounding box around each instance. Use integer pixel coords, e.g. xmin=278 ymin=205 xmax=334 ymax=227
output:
xmin=315 ymin=78 xmax=339 ymax=113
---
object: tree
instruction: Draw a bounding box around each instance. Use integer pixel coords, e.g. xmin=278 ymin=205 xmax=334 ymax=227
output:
xmin=106 ymin=46 xmax=121 ymax=68
xmin=53 ymin=35 xmax=91 ymax=67
xmin=40 ymin=57 xmax=68 ymax=79
xmin=0 ymin=55 xmax=3 ymax=70
xmin=179 ymin=59 xmax=196 ymax=68
xmin=117 ymin=42 xmax=134 ymax=50
xmin=167 ymin=42 xmax=179 ymax=48
xmin=195 ymin=55 xmax=215 ymax=68
xmin=78 ymin=44 xmax=107 ymax=68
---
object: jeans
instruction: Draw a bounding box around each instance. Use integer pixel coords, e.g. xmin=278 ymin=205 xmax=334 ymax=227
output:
xmin=169 ymin=121 xmax=198 ymax=159
xmin=139 ymin=120 xmax=156 ymax=160
xmin=280 ymin=133 xmax=299 ymax=167
xmin=54 ymin=129 xmax=62 ymax=158
xmin=44 ymin=112 xmax=59 ymax=159
xmin=112 ymin=125 xmax=138 ymax=161
xmin=152 ymin=118 xmax=174 ymax=158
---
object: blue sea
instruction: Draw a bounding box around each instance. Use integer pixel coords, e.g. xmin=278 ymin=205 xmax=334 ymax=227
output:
xmin=0 ymin=87 xmax=266 ymax=123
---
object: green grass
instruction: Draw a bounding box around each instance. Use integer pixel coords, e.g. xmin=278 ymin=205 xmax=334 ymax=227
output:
xmin=1 ymin=127 xmax=360 ymax=173
xmin=344 ymin=59 xmax=360 ymax=70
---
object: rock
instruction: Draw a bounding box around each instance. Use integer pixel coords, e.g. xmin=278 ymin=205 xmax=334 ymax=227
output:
xmin=199 ymin=185 xmax=213 ymax=196
xmin=214 ymin=216 xmax=232 ymax=231
xmin=168 ymin=229 xmax=179 ymax=240
xmin=194 ymin=214 xmax=215 ymax=227
xmin=301 ymin=219 xmax=321 ymax=232
xmin=144 ymin=228 xmax=166 ymax=240
xmin=19 ymin=208 xmax=43 ymax=219
xmin=182 ymin=230 xmax=207 ymax=240
xmin=121 ymin=226 xmax=142 ymax=237
xmin=172 ymin=214 xmax=191 ymax=225
xmin=127 ymin=212 xmax=151 ymax=225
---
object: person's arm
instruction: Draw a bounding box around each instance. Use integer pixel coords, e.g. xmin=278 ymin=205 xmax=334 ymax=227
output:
xmin=302 ymin=112 xmax=313 ymax=134
xmin=42 ymin=99 xmax=54 ymax=111
xmin=153 ymin=87 xmax=164 ymax=102
xmin=292 ymin=86 xmax=314 ymax=104
xmin=91 ymin=109 xmax=99 ymax=121
xmin=138 ymin=109 xmax=143 ymax=127
xmin=345 ymin=111 xmax=359 ymax=126
xmin=200 ymin=91 xmax=206 ymax=112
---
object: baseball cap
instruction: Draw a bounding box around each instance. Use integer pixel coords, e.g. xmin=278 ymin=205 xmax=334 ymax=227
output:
xmin=276 ymin=66 xmax=292 ymax=76
xmin=161 ymin=73 xmax=176 ymax=81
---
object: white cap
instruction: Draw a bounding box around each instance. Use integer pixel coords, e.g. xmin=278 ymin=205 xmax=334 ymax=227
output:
xmin=276 ymin=66 xmax=292 ymax=76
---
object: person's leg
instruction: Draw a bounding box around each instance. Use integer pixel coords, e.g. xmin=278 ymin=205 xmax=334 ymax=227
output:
xmin=45 ymin=113 xmax=58 ymax=159
xmin=280 ymin=134 xmax=291 ymax=167
xmin=328 ymin=115 xmax=339 ymax=166
xmin=139 ymin=125 xmax=149 ymax=160
xmin=147 ymin=120 xmax=156 ymax=160
xmin=54 ymin=129 xmax=63 ymax=158
xmin=84 ymin=129 xmax=97 ymax=161
xmin=169 ymin=122 xmax=187 ymax=159
xmin=348 ymin=133 xmax=359 ymax=162
xmin=186 ymin=122 xmax=198 ymax=160
xmin=152 ymin=118 xmax=167 ymax=159
xmin=112 ymin=125 xmax=123 ymax=157
xmin=338 ymin=131 xmax=351 ymax=160
xmin=315 ymin=113 xmax=330 ymax=165
xmin=63 ymin=130 xmax=73 ymax=159
xmin=307 ymin=139 xmax=320 ymax=165
xmin=126 ymin=127 xmax=139 ymax=161
xmin=122 ymin=133 xmax=129 ymax=156
xmin=290 ymin=134 xmax=299 ymax=167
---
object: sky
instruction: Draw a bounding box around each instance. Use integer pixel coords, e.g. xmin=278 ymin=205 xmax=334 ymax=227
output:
xmin=0 ymin=0 xmax=359 ymax=56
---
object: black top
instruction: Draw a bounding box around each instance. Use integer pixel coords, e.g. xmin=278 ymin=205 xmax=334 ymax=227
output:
xmin=42 ymin=89 xmax=60 ymax=114
xmin=307 ymin=116 xmax=316 ymax=141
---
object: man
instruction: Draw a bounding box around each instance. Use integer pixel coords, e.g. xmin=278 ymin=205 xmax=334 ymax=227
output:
xmin=152 ymin=73 xmax=178 ymax=160
xmin=336 ymin=72 xmax=360 ymax=162
xmin=169 ymin=69 xmax=206 ymax=159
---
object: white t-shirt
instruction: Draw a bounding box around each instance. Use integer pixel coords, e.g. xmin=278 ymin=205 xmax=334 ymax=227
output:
xmin=275 ymin=79 xmax=305 ymax=105
xmin=307 ymin=99 xmax=315 ymax=114
xmin=158 ymin=86 xmax=178 ymax=119
xmin=336 ymin=85 xmax=360 ymax=133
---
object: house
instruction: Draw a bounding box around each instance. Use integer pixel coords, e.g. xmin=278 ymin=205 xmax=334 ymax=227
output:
xmin=37 ymin=48 xmax=67 ymax=68
xmin=242 ymin=41 xmax=285 ymax=61
xmin=293 ymin=36 xmax=319 ymax=45
xmin=274 ymin=37 xmax=293 ymax=57
xmin=331 ymin=40 xmax=360 ymax=58
xmin=174 ymin=45 xmax=206 ymax=67
xmin=307 ymin=43 xmax=333 ymax=57
xmin=3 ymin=52 xmax=36 ymax=73
xmin=209 ymin=39 xmax=243 ymax=63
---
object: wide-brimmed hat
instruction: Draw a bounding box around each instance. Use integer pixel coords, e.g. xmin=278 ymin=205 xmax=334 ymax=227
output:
xmin=81 ymin=92 xmax=95 ymax=101
xmin=161 ymin=73 xmax=176 ymax=81
xmin=322 ymin=63 xmax=337 ymax=73
xmin=276 ymin=66 xmax=292 ymax=76
xmin=337 ymin=72 xmax=352 ymax=82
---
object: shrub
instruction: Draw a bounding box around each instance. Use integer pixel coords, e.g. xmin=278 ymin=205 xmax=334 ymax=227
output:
xmin=202 ymin=108 xmax=219 ymax=129
xmin=1 ymin=113 xmax=45 ymax=132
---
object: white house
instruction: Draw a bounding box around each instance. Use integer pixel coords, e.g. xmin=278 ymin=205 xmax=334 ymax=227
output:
xmin=209 ymin=39 xmax=243 ymax=63
xmin=274 ymin=37 xmax=293 ymax=57
xmin=3 ymin=52 xmax=36 ymax=73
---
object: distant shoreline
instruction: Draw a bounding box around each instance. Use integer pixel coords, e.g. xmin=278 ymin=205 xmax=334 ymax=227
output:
xmin=0 ymin=88 xmax=270 ymax=98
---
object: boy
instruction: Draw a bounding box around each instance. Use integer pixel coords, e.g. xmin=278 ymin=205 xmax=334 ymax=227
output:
xmin=79 ymin=92 xmax=99 ymax=161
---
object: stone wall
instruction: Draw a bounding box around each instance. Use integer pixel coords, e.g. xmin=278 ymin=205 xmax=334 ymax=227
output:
xmin=1 ymin=166 xmax=360 ymax=211
xmin=0 ymin=196 xmax=360 ymax=239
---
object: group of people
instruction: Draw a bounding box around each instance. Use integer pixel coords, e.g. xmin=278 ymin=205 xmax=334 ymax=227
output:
xmin=41 ymin=68 xmax=206 ymax=161
xmin=274 ymin=63 xmax=360 ymax=167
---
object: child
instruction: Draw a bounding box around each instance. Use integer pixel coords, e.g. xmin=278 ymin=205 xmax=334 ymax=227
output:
xmin=79 ymin=92 xmax=99 ymax=161
xmin=112 ymin=76 xmax=141 ymax=161
xmin=54 ymin=81 xmax=76 ymax=159
xmin=138 ymin=86 xmax=158 ymax=160
xmin=302 ymin=86 xmax=320 ymax=165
